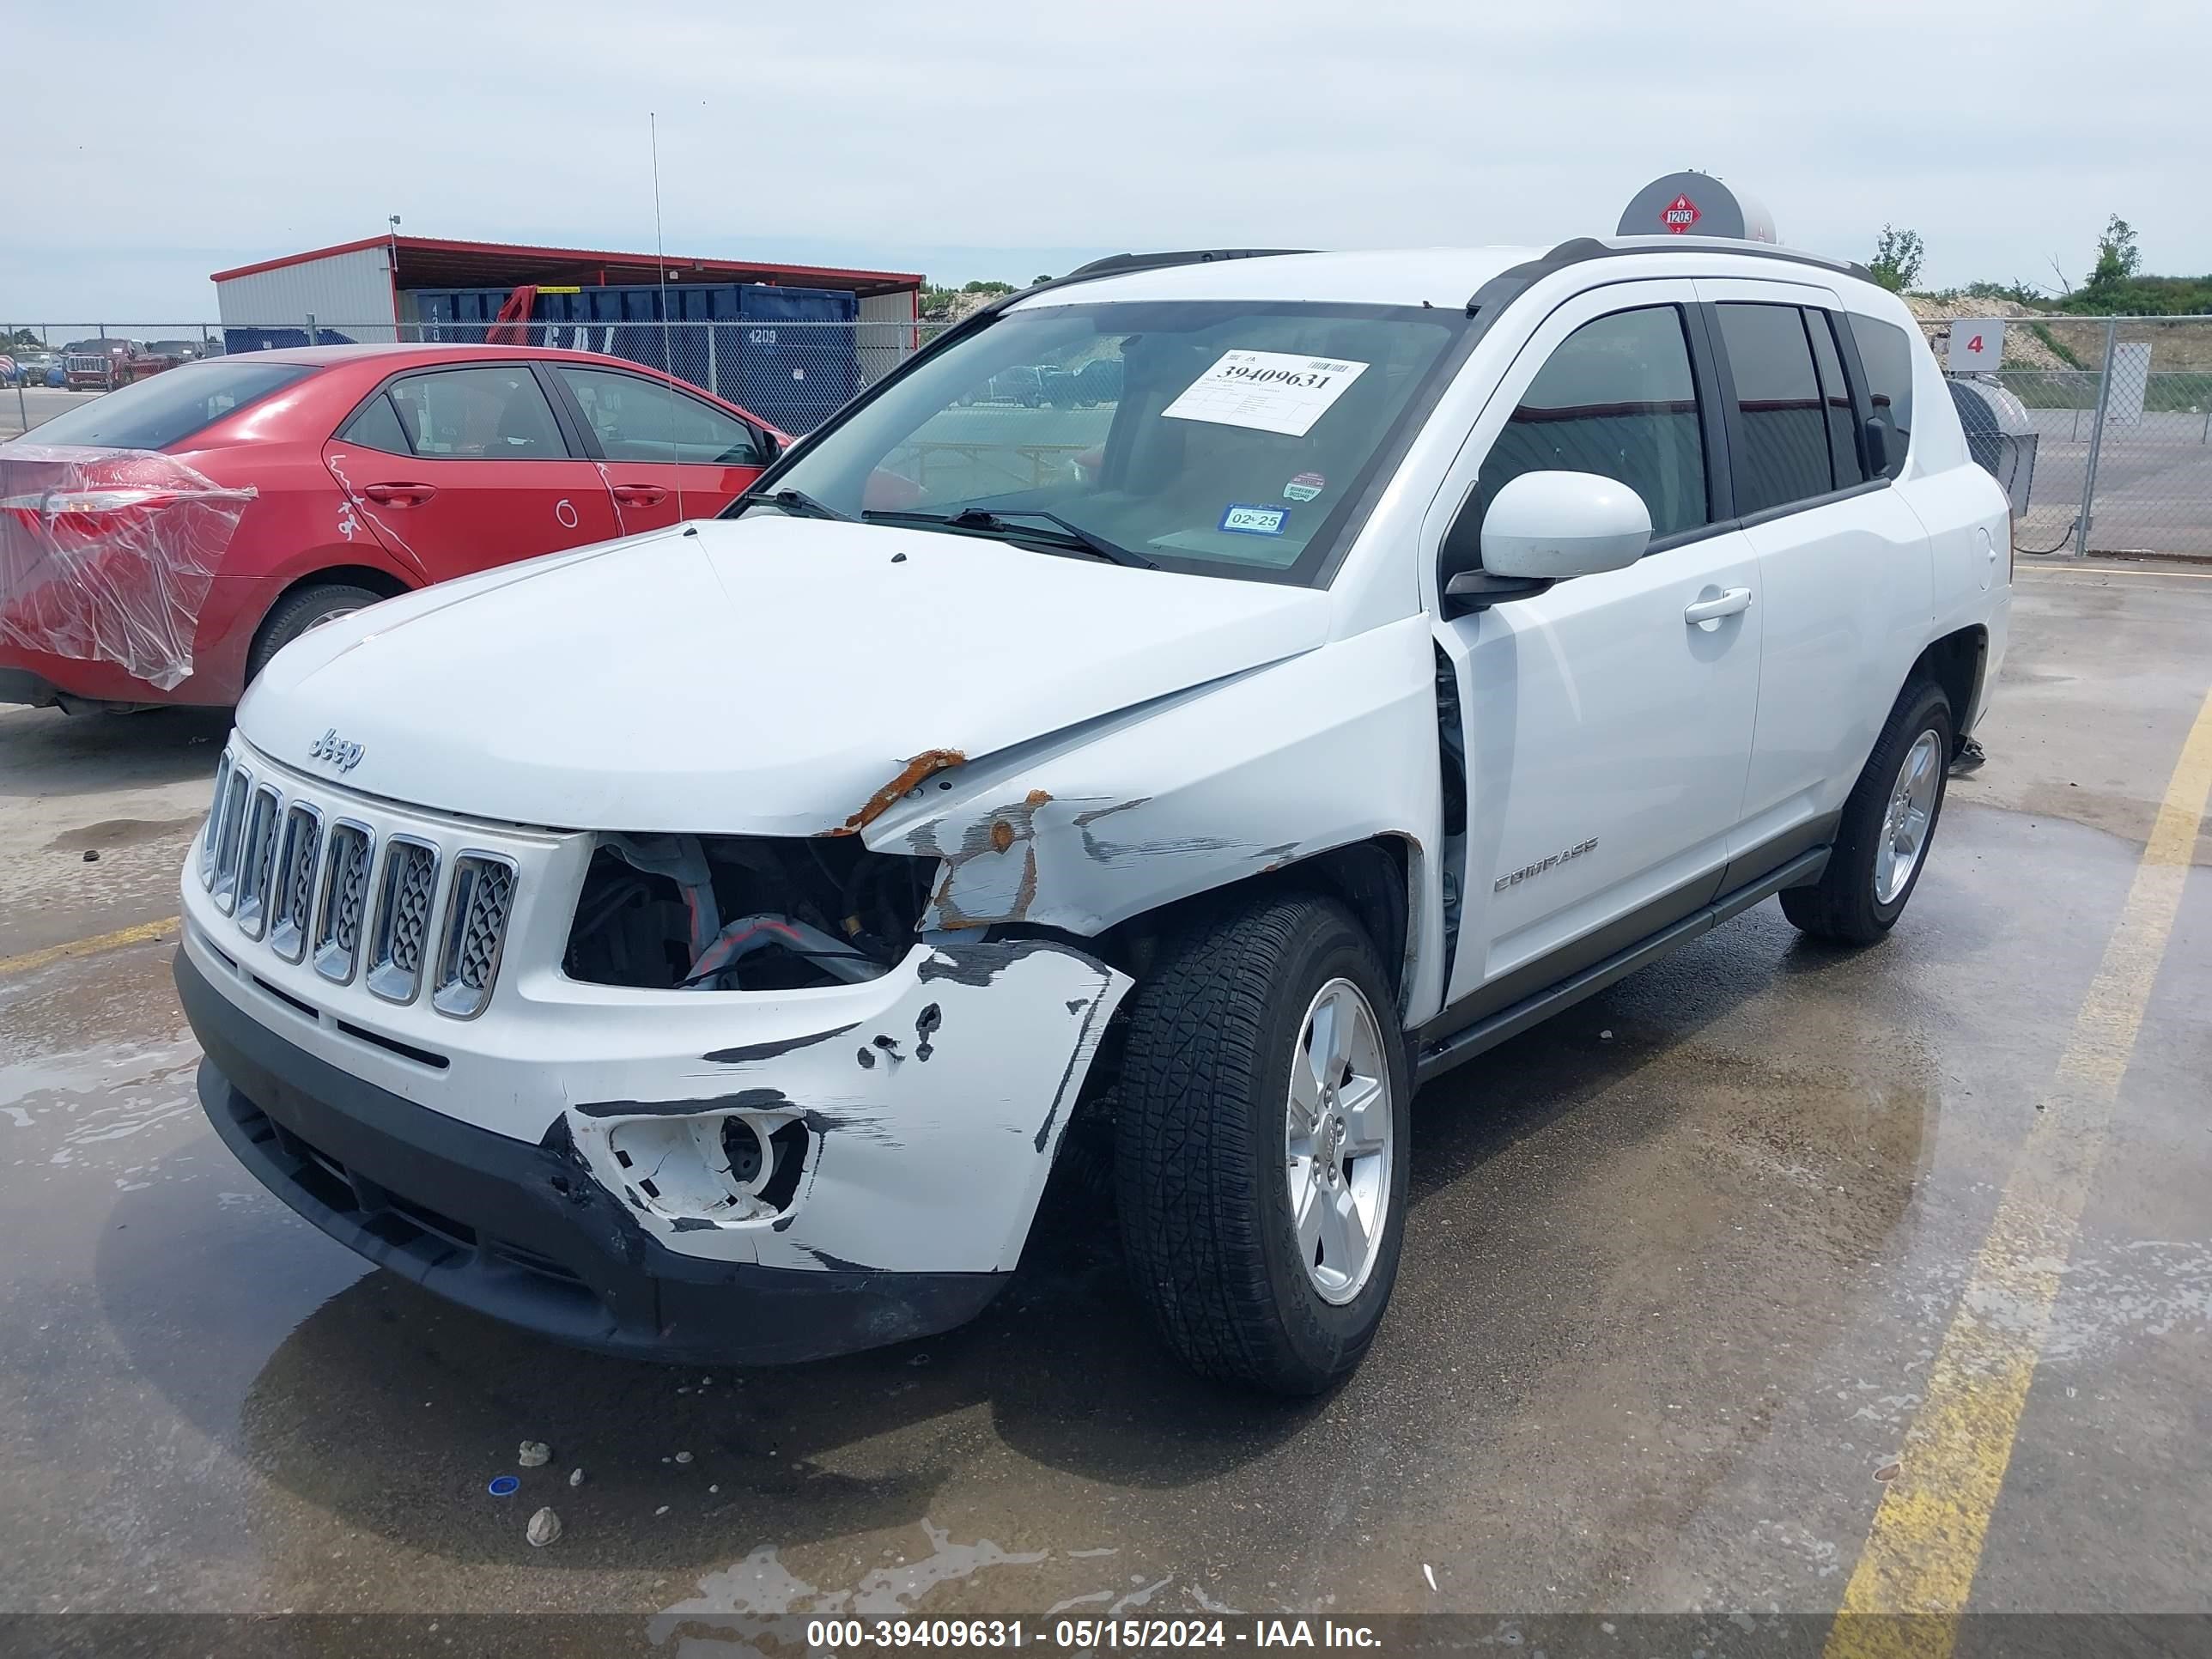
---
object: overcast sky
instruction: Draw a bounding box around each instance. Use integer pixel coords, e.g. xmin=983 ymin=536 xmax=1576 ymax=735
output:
xmin=8 ymin=0 xmax=2207 ymax=325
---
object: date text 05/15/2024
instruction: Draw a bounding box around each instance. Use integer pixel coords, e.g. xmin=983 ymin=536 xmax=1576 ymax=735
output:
xmin=804 ymin=1618 xmax=1383 ymax=1650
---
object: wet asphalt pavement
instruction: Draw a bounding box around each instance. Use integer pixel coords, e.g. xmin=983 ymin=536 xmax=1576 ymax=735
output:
xmin=1 ymin=562 xmax=2209 ymax=1638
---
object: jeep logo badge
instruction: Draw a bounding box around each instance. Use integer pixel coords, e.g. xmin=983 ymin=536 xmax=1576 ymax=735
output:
xmin=308 ymin=728 xmax=364 ymax=773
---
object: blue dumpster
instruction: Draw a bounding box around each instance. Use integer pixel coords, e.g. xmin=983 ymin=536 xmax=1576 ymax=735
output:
xmin=400 ymin=282 xmax=863 ymax=432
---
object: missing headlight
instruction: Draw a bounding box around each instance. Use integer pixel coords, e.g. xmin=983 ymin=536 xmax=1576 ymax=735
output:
xmin=564 ymin=834 xmax=934 ymax=992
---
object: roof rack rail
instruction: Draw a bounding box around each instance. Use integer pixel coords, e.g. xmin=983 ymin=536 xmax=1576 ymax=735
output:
xmin=1464 ymin=235 xmax=1877 ymax=315
xmin=1057 ymin=247 xmax=1314 ymax=283
xmin=892 ymin=248 xmax=1316 ymax=376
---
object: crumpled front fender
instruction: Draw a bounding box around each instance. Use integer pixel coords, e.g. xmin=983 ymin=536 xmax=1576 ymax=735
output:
xmin=860 ymin=615 xmax=1443 ymax=1006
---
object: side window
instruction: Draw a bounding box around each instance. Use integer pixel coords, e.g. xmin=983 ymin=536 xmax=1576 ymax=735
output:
xmin=1803 ymin=309 xmax=1867 ymax=489
xmin=553 ymin=367 xmax=767 ymax=466
xmin=1714 ymin=303 xmax=1832 ymax=514
xmin=339 ymin=392 xmax=411 ymax=456
xmin=1847 ymin=314 xmax=1915 ymax=480
xmin=1471 ymin=305 xmax=1709 ymax=546
xmin=386 ymin=367 xmax=567 ymax=459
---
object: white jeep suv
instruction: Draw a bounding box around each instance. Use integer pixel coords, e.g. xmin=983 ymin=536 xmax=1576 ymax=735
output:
xmin=177 ymin=236 xmax=2009 ymax=1393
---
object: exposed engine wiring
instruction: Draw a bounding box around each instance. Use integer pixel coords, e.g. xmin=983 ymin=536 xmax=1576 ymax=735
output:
xmin=681 ymin=915 xmax=882 ymax=989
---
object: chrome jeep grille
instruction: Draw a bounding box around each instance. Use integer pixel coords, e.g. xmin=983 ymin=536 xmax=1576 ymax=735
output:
xmin=366 ymin=837 xmax=440 ymax=1004
xmin=432 ymin=855 xmax=517 ymax=1018
xmin=234 ymin=785 xmax=282 ymax=939
xmin=268 ymin=803 xmax=323 ymax=963
xmin=210 ymin=763 xmax=252 ymax=911
xmin=313 ymin=821 xmax=374 ymax=984
xmin=197 ymin=747 xmax=524 ymax=1018
xmin=198 ymin=751 xmax=232 ymax=888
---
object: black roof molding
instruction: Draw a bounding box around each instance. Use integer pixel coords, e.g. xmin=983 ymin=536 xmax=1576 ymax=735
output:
xmin=1466 ymin=235 xmax=1877 ymax=316
xmin=900 ymin=249 xmax=1316 ymax=369
xmin=1058 ymin=248 xmax=1315 ymax=283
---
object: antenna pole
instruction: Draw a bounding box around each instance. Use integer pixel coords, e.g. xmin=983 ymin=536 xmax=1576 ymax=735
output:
xmin=651 ymin=112 xmax=687 ymax=525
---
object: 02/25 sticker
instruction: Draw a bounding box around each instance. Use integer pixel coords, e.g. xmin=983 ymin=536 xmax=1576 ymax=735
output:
xmin=1219 ymin=503 xmax=1290 ymax=537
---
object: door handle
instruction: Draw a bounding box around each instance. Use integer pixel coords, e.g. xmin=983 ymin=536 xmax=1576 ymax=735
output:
xmin=1683 ymin=587 xmax=1753 ymax=625
xmin=362 ymin=483 xmax=437 ymax=507
xmin=611 ymin=484 xmax=670 ymax=507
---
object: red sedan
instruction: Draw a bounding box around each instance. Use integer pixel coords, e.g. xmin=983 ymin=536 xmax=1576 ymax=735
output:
xmin=0 ymin=344 xmax=784 ymax=710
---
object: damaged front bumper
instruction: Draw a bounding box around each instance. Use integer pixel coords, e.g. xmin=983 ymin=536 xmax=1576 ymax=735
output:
xmin=178 ymin=935 xmax=1129 ymax=1364
xmin=174 ymin=735 xmax=1133 ymax=1362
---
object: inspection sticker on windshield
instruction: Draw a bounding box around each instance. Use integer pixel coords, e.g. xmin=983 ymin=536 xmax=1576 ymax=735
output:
xmin=1219 ymin=503 xmax=1289 ymax=537
xmin=1163 ymin=350 xmax=1370 ymax=437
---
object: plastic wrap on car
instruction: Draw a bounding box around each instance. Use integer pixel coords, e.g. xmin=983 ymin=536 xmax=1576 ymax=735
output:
xmin=0 ymin=444 xmax=252 ymax=690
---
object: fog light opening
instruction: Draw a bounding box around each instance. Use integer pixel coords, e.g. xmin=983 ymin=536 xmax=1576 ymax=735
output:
xmin=720 ymin=1115 xmax=768 ymax=1187
xmin=602 ymin=1110 xmax=812 ymax=1226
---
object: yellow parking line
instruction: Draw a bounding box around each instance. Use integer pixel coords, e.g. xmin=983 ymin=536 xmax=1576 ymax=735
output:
xmin=1825 ymin=684 xmax=2212 ymax=1659
xmin=0 ymin=916 xmax=181 ymax=979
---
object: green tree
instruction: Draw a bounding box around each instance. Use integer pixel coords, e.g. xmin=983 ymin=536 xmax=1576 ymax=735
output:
xmin=961 ymin=280 xmax=1015 ymax=296
xmin=2087 ymin=215 xmax=2142 ymax=290
xmin=1032 ymin=274 xmax=1054 ymax=286
xmin=1869 ymin=225 xmax=1925 ymax=294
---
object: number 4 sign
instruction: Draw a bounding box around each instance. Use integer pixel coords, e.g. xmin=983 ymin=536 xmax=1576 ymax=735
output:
xmin=1948 ymin=321 xmax=2005 ymax=371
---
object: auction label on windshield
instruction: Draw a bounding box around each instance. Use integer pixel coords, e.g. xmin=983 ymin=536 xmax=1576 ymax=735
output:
xmin=1163 ymin=350 xmax=1370 ymax=437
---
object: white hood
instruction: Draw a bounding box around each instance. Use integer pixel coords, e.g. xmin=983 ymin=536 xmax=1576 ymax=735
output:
xmin=240 ymin=516 xmax=1333 ymax=835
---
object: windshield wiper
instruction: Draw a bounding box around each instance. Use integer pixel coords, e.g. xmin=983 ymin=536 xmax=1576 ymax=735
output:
xmin=863 ymin=507 xmax=1155 ymax=569
xmin=751 ymin=488 xmax=850 ymax=522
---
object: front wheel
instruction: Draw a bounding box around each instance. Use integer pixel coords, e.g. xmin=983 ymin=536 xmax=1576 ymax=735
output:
xmin=1782 ymin=679 xmax=1954 ymax=944
xmin=1115 ymin=893 xmax=1410 ymax=1394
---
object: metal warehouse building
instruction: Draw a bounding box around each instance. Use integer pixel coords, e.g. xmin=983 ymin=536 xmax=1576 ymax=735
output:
xmin=210 ymin=234 xmax=924 ymax=336
xmin=210 ymin=235 xmax=926 ymax=432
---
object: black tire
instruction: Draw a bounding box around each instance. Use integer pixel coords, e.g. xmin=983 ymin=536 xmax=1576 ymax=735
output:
xmin=246 ymin=583 xmax=385 ymax=685
xmin=1115 ymin=892 xmax=1411 ymax=1395
xmin=1781 ymin=679 xmax=1954 ymax=945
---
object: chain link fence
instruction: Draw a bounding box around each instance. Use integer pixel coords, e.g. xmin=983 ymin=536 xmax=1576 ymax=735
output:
xmin=1916 ymin=313 xmax=2212 ymax=556
xmin=10 ymin=313 xmax=2210 ymax=556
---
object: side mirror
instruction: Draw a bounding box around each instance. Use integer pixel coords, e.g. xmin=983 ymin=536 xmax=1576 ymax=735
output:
xmin=1442 ymin=470 xmax=1652 ymax=614
xmin=1478 ymin=471 xmax=1651 ymax=581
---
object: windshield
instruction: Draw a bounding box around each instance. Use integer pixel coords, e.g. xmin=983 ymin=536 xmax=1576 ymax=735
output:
xmin=15 ymin=361 xmax=313 ymax=451
xmin=735 ymin=300 xmax=1469 ymax=585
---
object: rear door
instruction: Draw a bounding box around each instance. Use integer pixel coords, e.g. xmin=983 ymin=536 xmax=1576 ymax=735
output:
xmin=1693 ymin=281 xmax=1936 ymax=866
xmin=541 ymin=363 xmax=775 ymax=535
xmin=322 ymin=362 xmax=623 ymax=582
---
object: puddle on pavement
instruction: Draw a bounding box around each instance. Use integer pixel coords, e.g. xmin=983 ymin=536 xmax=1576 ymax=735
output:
xmin=9 ymin=904 xmax=1940 ymax=1615
xmin=43 ymin=815 xmax=204 ymax=854
xmin=2 ymin=951 xmax=203 ymax=1168
xmin=6 ymin=830 xmax=2128 ymax=1619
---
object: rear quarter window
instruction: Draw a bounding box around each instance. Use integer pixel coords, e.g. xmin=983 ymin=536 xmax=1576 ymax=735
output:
xmin=339 ymin=393 xmax=412 ymax=456
xmin=1847 ymin=314 xmax=1915 ymax=480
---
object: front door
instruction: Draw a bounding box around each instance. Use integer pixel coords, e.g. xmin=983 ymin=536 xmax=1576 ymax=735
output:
xmin=542 ymin=363 xmax=775 ymax=535
xmin=326 ymin=362 xmax=623 ymax=582
xmin=1430 ymin=284 xmax=1764 ymax=1012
